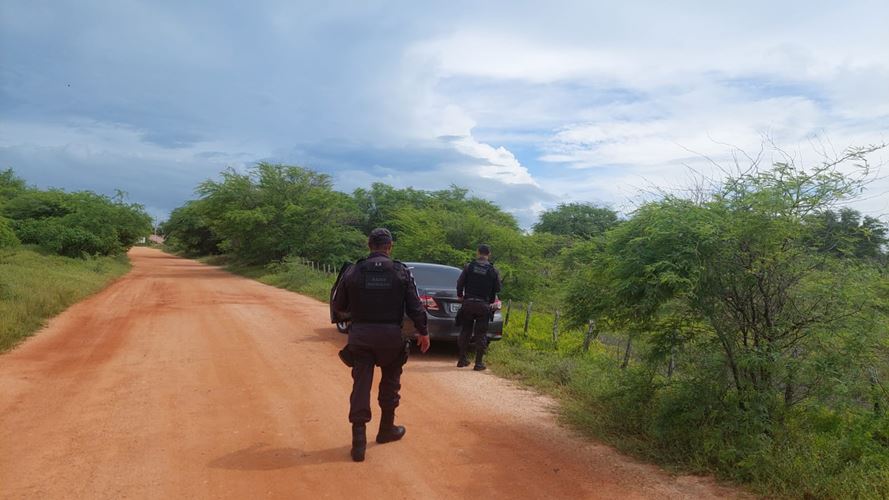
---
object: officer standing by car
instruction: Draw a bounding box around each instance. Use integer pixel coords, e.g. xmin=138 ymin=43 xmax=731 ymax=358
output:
xmin=332 ymin=228 xmax=431 ymax=462
xmin=456 ymin=244 xmax=501 ymax=371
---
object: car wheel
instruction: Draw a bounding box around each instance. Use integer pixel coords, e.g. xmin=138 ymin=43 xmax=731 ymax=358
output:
xmin=336 ymin=321 xmax=350 ymax=334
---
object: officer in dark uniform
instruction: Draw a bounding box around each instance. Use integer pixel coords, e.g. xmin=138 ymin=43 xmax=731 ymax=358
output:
xmin=456 ymin=244 xmax=501 ymax=371
xmin=332 ymin=228 xmax=431 ymax=462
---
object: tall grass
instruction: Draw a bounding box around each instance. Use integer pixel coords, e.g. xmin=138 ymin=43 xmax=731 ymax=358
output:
xmin=202 ymin=255 xmax=335 ymax=302
xmin=0 ymin=246 xmax=131 ymax=352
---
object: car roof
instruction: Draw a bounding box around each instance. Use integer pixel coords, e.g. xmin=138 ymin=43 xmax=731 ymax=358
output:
xmin=402 ymin=262 xmax=461 ymax=271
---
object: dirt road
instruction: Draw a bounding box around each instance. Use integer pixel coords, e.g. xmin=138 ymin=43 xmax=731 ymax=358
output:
xmin=0 ymin=248 xmax=740 ymax=499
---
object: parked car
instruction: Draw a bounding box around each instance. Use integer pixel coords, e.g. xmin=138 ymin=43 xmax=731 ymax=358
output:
xmin=330 ymin=261 xmax=503 ymax=342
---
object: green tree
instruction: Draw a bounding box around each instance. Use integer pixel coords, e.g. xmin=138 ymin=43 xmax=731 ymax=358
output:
xmin=160 ymin=199 xmax=221 ymax=256
xmin=533 ymin=202 xmax=619 ymax=239
xmin=2 ymin=181 xmax=152 ymax=257
xmin=0 ymin=216 xmax=19 ymax=248
xmin=0 ymin=168 xmax=27 ymax=205
xmin=567 ymin=146 xmax=887 ymax=410
xmin=353 ymin=183 xmax=431 ymax=234
xmin=806 ymin=208 xmax=888 ymax=260
xmin=194 ymin=163 xmax=364 ymax=264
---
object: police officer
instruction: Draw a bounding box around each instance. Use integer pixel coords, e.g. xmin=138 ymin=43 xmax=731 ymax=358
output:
xmin=456 ymin=244 xmax=501 ymax=371
xmin=332 ymin=228 xmax=431 ymax=462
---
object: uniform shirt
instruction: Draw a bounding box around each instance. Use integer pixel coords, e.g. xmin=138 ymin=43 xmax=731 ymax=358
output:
xmin=333 ymin=252 xmax=429 ymax=336
xmin=456 ymin=258 xmax=502 ymax=304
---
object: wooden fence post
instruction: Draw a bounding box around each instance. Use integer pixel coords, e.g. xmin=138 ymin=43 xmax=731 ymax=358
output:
xmin=582 ymin=319 xmax=596 ymax=352
xmin=870 ymin=366 xmax=884 ymax=416
xmin=621 ymin=335 xmax=633 ymax=369
xmin=523 ymin=302 xmax=533 ymax=335
xmin=668 ymin=346 xmax=676 ymax=379
xmin=552 ymin=310 xmax=559 ymax=345
xmin=503 ymin=299 xmax=511 ymax=327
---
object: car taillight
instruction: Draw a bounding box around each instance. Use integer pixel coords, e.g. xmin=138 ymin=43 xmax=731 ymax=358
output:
xmin=419 ymin=295 xmax=439 ymax=311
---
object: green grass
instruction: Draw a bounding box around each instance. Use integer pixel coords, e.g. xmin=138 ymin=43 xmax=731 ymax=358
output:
xmin=488 ymin=306 xmax=889 ymax=499
xmin=200 ymin=255 xmax=336 ymax=302
xmin=0 ymin=246 xmax=131 ymax=352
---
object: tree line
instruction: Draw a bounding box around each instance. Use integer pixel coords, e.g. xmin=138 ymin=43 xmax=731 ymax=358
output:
xmin=163 ymin=150 xmax=889 ymax=495
xmin=160 ymin=162 xmax=617 ymax=300
xmin=0 ymin=169 xmax=153 ymax=257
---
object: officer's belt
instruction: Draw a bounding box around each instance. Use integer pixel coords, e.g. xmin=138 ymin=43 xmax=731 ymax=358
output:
xmin=464 ymin=297 xmax=488 ymax=303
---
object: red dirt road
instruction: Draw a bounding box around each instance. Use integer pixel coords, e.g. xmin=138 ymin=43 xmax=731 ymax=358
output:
xmin=0 ymin=248 xmax=741 ymax=499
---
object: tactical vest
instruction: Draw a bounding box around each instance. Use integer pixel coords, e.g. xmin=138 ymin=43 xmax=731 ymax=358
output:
xmin=348 ymin=258 xmax=405 ymax=323
xmin=464 ymin=261 xmax=496 ymax=300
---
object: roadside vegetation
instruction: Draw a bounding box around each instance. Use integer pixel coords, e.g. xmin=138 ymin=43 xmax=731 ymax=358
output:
xmin=162 ymin=145 xmax=889 ymax=498
xmin=0 ymin=247 xmax=131 ymax=351
xmin=201 ymin=254 xmax=335 ymax=302
xmin=0 ymin=169 xmax=152 ymax=352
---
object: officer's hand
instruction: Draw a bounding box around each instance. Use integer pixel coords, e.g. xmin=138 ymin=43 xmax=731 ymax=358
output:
xmin=416 ymin=334 xmax=431 ymax=353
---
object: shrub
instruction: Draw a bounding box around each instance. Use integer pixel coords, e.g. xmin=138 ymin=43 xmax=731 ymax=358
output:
xmin=0 ymin=216 xmax=19 ymax=248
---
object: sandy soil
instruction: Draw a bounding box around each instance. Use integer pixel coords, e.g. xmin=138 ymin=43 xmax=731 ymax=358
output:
xmin=0 ymin=247 xmax=744 ymax=499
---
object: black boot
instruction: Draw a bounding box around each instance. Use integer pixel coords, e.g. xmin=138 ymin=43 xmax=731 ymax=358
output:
xmin=351 ymin=424 xmax=366 ymax=462
xmin=457 ymin=353 xmax=470 ymax=367
xmin=473 ymin=350 xmax=486 ymax=371
xmin=376 ymin=410 xmax=406 ymax=444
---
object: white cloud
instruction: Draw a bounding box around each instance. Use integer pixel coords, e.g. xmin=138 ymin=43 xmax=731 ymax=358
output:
xmin=2 ymin=0 xmax=888 ymax=227
xmin=448 ymin=135 xmax=537 ymax=186
xmin=410 ymin=32 xmax=630 ymax=84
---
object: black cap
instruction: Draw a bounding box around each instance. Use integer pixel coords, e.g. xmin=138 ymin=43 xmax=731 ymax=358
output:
xmin=368 ymin=228 xmax=393 ymax=248
xmin=477 ymin=244 xmax=491 ymax=255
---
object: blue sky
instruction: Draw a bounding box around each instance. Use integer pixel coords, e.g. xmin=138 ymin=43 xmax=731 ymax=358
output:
xmin=2 ymin=0 xmax=888 ymax=227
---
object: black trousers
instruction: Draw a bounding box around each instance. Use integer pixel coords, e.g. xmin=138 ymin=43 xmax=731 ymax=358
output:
xmin=458 ymin=300 xmax=491 ymax=355
xmin=347 ymin=323 xmax=407 ymax=424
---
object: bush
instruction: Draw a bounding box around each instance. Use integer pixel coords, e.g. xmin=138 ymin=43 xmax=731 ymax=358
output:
xmin=14 ymin=219 xmax=116 ymax=257
xmin=488 ymin=320 xmax=889 ymax=497
xmin=0 ymin=216 xmax=19 ymax=248
xmin=2 ymin=181 xmax=153 ymax=257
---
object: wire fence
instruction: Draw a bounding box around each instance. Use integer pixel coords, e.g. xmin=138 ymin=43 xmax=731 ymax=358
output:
xmin=499 ymin=298 xmax=639 ymax=366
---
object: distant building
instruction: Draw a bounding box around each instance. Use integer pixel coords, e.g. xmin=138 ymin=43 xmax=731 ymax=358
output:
xmin=149 ymin=234 xmax=165 ymax=245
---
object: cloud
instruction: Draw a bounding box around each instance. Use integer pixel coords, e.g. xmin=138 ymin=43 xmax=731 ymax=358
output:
xmin=1 ymin=0 xmax=888 ymax=229
xmin=276 ymin=135 xmax=549 ymax=226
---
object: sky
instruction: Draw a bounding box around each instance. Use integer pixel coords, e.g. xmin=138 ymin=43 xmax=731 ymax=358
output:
xmin=2 ymin=0 xmax=888 ymax=227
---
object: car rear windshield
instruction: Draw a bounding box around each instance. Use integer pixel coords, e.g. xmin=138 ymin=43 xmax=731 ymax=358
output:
xmin=408 ymin=264 xmax=461 ymax=288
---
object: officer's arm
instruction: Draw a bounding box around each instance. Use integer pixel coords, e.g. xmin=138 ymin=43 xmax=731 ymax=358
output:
xmin=403 ymin=268 xmax=429 ymax=336
xmin=490 ymin=268 xmax=502 ymax=303
xmin=332 ymin=266 xmax=353 ymax=315
xmin=456 ymin=264 xmax=468 ymax=299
